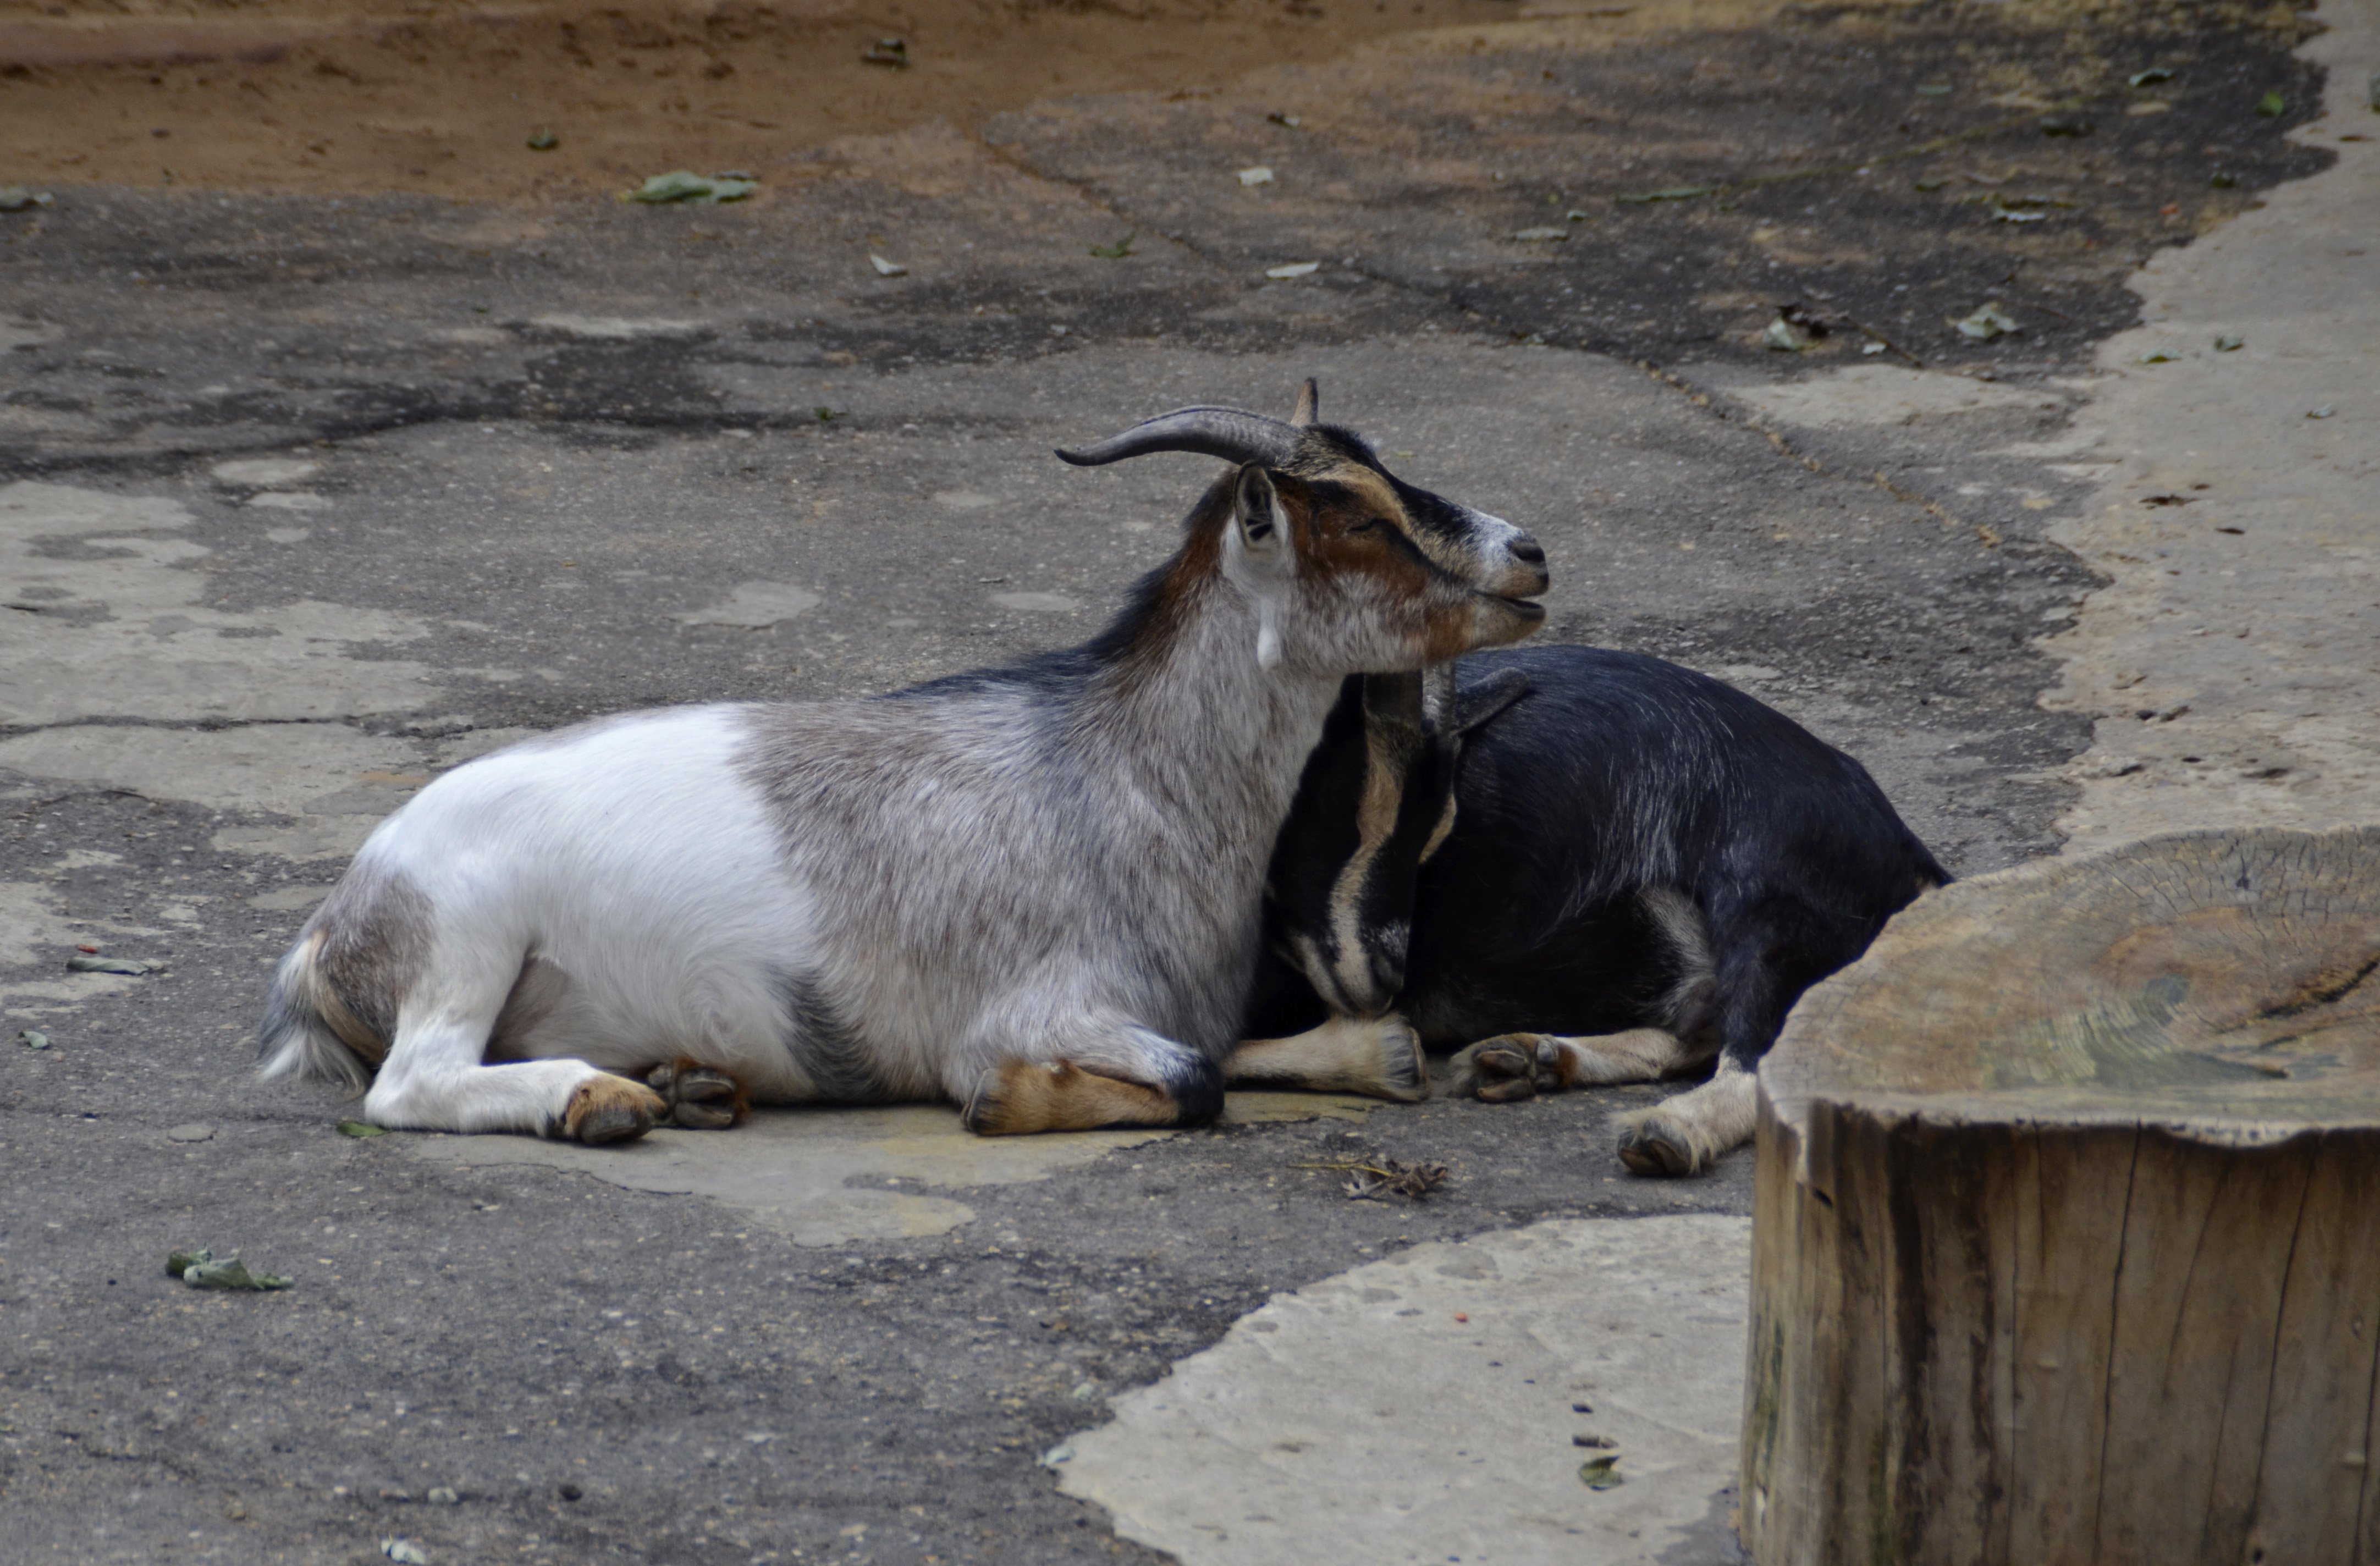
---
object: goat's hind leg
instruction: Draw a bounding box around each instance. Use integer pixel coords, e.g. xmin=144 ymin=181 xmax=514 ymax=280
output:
xmin=365 ymin=965 xmax=666 ymax=1143
xmin=1613 ymin=1058 xmax=1757 ymax=1177
xmin=1223 ymin=1013 xmax=1427 ymax=1102
xmin=1451 ymin=1026 xmax=1711 ymax=1102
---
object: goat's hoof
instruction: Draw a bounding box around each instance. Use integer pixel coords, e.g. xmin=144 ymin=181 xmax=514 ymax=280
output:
xmin=1615 ymin=1112 xmax=1703 ymax=1178
xmin=1477 ymin=1072 xmax=1538 ymax=1103
xmin=564 ymin=1075 xmax=666 ymax=1145
xmin=1375 ymin=1017 xmax=1429 ymax=1102
xmin=1452 ymin=1034 xmax=1548 ymax=1101
xmin=646 ymin=1060 xmax=749 ymax=1130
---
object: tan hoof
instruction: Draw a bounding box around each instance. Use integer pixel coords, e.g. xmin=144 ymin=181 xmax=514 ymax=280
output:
xmin=1452 ymin=1033 xmax=1553 ymax=1100
xmin=1615 ymin=1113 xmax=1702 ymax=1177
xmin=563 ymin=1074 xmax=666 ymax=1145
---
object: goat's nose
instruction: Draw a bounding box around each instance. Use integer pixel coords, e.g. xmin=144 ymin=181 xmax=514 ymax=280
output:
xmin=1507 ymin=535 xmax=1546 ymax=566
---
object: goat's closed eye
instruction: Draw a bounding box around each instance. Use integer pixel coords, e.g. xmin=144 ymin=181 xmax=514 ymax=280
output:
xmin=1349 ymin=517 xmax=1390 ymax=534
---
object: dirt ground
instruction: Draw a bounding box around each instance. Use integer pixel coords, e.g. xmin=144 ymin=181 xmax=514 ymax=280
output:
xmin=0 ymin=0 xmax=1527 ymax=200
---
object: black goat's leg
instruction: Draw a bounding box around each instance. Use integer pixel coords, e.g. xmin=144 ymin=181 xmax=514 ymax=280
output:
xmin=1451 ymin=1027 xmax=1711 ymax=1101
xmin=1615 ymin=910 xmax=1795 ymax=1175
xmin=1224 ymin=1014 xmax=1428 ymax=1101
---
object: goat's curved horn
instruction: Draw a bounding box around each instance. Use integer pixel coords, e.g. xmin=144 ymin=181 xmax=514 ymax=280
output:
xmin=1055 ymin=406 xmax=1302 ymax=469
xmin=1290 ymin=378 xmax=1320 ymax=428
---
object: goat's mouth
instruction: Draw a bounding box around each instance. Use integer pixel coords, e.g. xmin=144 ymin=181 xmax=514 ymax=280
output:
xmin=1490 ymin=594 xmax=1547 ymax=622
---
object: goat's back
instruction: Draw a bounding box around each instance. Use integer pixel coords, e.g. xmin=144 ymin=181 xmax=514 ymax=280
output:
xmin=1402 ymin=646 xmax=1943 ymax=1043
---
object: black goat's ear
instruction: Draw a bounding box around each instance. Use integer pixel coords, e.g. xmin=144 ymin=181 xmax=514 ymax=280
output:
xmin=1290 ymin=378 xmax=1320 ymax=428
xmin=1454 ymin=669 xmax=1531 ymax=736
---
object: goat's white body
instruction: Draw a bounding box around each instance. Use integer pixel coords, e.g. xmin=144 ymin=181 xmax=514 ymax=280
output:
xmin=352 ymin=705 xmax=824 ymax=1100
xmin=282 ymin=583 xmax=1348 ymax=1135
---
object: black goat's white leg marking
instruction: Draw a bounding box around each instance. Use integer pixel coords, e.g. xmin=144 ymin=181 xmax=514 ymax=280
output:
xmin=1451 ymin=1026 xmax=1710 ymax=1101
xmin=1223 ymin=1013 xmax=1426 ymax=1102
xmin=1613 ymin=1058 xmax=1759 ymax=1177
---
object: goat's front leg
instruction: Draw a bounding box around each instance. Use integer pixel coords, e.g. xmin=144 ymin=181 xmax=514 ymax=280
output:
xmin=1614 ymin=1057 xmax=1758 ymax=1176
xmin=1450 ymin=1026 xmax=1715 ymax=1102
xmin=1222 ymin=1013 xmax=1427 ymax=1101
xmin=958 ymin=1022 xmax=1222 ymax=1135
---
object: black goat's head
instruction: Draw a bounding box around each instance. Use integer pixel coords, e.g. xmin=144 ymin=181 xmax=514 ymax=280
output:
xmin=1264 ymin=662 xmax=1531 ymax=1017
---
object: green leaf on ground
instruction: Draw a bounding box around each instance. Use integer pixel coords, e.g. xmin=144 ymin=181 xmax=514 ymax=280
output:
xmin=526 ymin=130 xmax=558 ymax=151
xmin=337 ymin=1119 xmax=390 ymax=1138
xmin=1952 ymin=302 xmax=2019 ymax=341
xmin=67 ymin=955 xmax=151 ymax=974
xmin=1088 ymin=231 xmax=1136 ymax=259
xmin=2256 ymin=90 xmax=2286 ymax=117
xmin=1579 ymin=1455 xmax=1624 ymax=1490
xmin=167 ymin=1247 xmax=291 ymax=1289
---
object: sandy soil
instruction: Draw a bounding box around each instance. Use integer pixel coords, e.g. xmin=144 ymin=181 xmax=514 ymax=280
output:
xmin=0 ymin=0 xmax=1522 ymax=201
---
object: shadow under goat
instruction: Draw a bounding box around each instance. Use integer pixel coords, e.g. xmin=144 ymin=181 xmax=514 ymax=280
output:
xmin=1231 ymin=646 xmax=1948 ymax=1175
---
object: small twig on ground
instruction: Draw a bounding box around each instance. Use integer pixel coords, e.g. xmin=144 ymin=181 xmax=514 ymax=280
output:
xmin=1292 ymin=1158 xmax=1450 ymax=1200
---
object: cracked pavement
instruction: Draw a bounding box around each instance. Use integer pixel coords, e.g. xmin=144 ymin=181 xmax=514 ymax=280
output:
xmin=0 ymin=0 xmax=2349 ymax=1561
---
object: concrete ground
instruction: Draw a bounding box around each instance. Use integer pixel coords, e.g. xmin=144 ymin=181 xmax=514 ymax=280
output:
xmin=0 ymin=1 xmax=2362 ymax=1562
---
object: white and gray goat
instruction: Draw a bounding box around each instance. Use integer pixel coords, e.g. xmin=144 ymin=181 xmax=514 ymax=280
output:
xmin=258 ymin=384 xmax=1549 ymax=1141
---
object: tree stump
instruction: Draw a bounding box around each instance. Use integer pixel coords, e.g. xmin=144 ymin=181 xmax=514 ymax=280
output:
xmin=1742 ymin=828 xmax=2380 ymax=1566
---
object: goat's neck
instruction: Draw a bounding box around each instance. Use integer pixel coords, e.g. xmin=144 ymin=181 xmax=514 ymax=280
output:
xmin=1087 ymin=577 xmax=1339 ymax=859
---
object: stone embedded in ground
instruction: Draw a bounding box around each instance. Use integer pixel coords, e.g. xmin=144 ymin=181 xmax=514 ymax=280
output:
xmin=1058 ymin=1214 xmax=1751 ymax=1566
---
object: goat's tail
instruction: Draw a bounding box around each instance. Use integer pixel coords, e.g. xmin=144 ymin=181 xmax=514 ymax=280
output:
xmin=256 ymin=930 xmax=383 ymax=1093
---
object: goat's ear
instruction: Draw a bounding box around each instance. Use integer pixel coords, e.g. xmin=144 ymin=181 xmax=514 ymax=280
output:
xmin=1232 ymin=464 xmax=1290 ymax=561
xmin=1290 ymin=378 xmax=1320 ymax=428
xmin=1453 ymin=669 xmax=1531 ymax=736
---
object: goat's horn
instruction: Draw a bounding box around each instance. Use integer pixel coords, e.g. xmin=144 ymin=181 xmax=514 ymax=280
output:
xmin=1290 ymin=378 xmax=1320 ymax=428
xmin=1055 ymin=406 xmax=1301 ymax=469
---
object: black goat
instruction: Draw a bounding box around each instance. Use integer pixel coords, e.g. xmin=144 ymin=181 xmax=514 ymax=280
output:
xmin=1232 ymin=644 xmax=1948 ymax=1175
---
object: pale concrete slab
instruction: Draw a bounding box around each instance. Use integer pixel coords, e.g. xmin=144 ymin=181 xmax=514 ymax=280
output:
xmin=0 ymin=481 xmax=435 ymax=727
xmin=407 ymin=1093 xmax=1379 ymax=1246
xmin=1057 ymin=1215 xmax=1751 ymax=1566
xmin=2042 ymin=1 xmax=2380 ymax=848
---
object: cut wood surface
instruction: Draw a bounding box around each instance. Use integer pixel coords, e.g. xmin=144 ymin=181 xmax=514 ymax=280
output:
xmin=1743 ymin=827 xmax=2380 ymax=1566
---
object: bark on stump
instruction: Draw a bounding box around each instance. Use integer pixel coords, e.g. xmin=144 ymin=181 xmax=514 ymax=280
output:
xmin=1742 ymin=827 xmax=2380 ymax=1566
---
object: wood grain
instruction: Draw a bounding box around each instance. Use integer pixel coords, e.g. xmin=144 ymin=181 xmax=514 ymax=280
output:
xmin=1743 ymin=828 xmax=2380 ymax=1565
